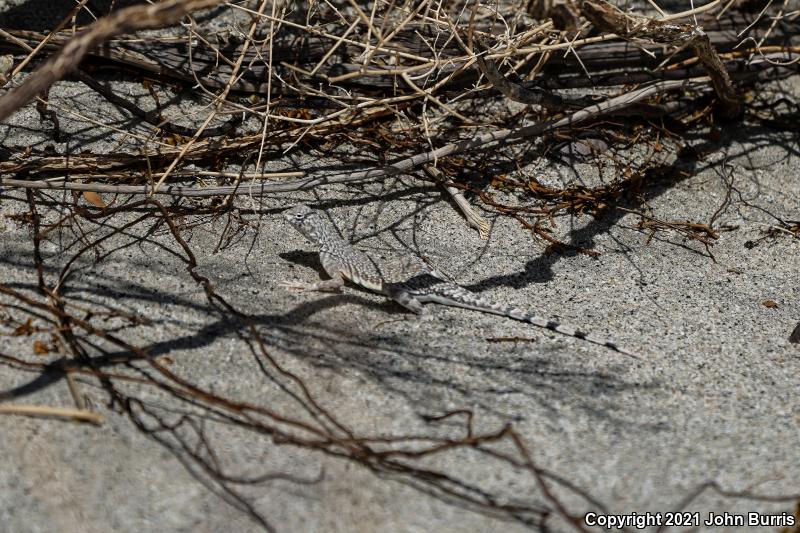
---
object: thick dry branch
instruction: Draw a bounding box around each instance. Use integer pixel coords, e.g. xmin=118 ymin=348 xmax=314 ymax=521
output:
xmin=424 ymin=165 xmax=490 ymax=239
xmin=691 ymin=36 xmax=741 ymax=115
xmin=0 ymin=0 xmax=223 ymax=123
xmin=580 ymin=0 xmax=742 ymax=116
xmin=0 ymin=10 xmax=794 ymax=96
xmin=0 ymin=79 xmax=702 ymax=197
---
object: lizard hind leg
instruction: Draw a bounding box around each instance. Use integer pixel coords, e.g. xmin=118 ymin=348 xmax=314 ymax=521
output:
xmin=279 ymin=273 xmax=345 ymax=292
xmin=390 ymin=289 xmax=426 ymax=315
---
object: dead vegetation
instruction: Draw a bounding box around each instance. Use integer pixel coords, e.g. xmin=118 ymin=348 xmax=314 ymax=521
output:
xmin=0 ymin=0 xmax=798 ymax=529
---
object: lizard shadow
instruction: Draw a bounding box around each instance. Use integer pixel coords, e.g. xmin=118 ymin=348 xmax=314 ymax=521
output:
xmin=272 ymin=252 xmax=651 ymax=419
xmin=0 ymin=233 xmax=664 ymax=532
xmin=268 ymin=304 xmax=665 ymax=430
xmin=239 ymin=281 xmax=666 ymax=431
xmin=279 ymin=250 xmax=324 ymax=271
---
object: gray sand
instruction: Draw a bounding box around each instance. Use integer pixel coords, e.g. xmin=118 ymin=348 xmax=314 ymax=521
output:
xmin=0 ymin=3 xmax=798 ymax=532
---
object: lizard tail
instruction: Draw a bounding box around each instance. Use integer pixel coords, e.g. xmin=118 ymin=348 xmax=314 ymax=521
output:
xmin=418 ymin=284 xmax=638 ymax=358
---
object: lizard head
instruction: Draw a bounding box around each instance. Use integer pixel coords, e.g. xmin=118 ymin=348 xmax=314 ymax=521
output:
xmin=283 ymin=204 xmax=324 ymax=243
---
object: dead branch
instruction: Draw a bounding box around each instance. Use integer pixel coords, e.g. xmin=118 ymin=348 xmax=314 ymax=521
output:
xmin=580 ymin=0 xmax=742 ymax=115
xmin=0 ymin=0 xmax=224 ymax=122
xmin=0 ymin=79 xmax=704 ymax=197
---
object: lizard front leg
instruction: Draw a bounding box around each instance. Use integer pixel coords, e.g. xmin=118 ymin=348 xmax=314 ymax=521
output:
xmin=279 ymin=272 xmax=345 ymax=292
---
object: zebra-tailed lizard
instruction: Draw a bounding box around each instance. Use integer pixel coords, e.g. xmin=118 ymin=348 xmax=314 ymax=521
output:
xmin=280 ymin=205 xmax=636 ymax=357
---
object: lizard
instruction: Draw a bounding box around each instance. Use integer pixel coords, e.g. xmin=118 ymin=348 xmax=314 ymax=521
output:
xmin=280 ymin=204 xmax=637 ymax=357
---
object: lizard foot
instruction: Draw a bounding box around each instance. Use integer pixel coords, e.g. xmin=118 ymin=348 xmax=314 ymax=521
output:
xmin=279 ymin=279 xmax=343 ymax=292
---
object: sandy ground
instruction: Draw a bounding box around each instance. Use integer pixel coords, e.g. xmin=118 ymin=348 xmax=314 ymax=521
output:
xmin=0 ymin=2 xmax=798 ymax=532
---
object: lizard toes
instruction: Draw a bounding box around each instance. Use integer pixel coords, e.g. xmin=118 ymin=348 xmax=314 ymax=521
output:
xmin=278 ymin=280 xmax=313 ymax=292
xmin=279 ymin=279 xmax=344 ymax=293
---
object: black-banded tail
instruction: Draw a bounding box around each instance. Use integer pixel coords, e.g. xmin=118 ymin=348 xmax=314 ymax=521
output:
xmin=414 ymin=283 xmax=638 ymax=358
